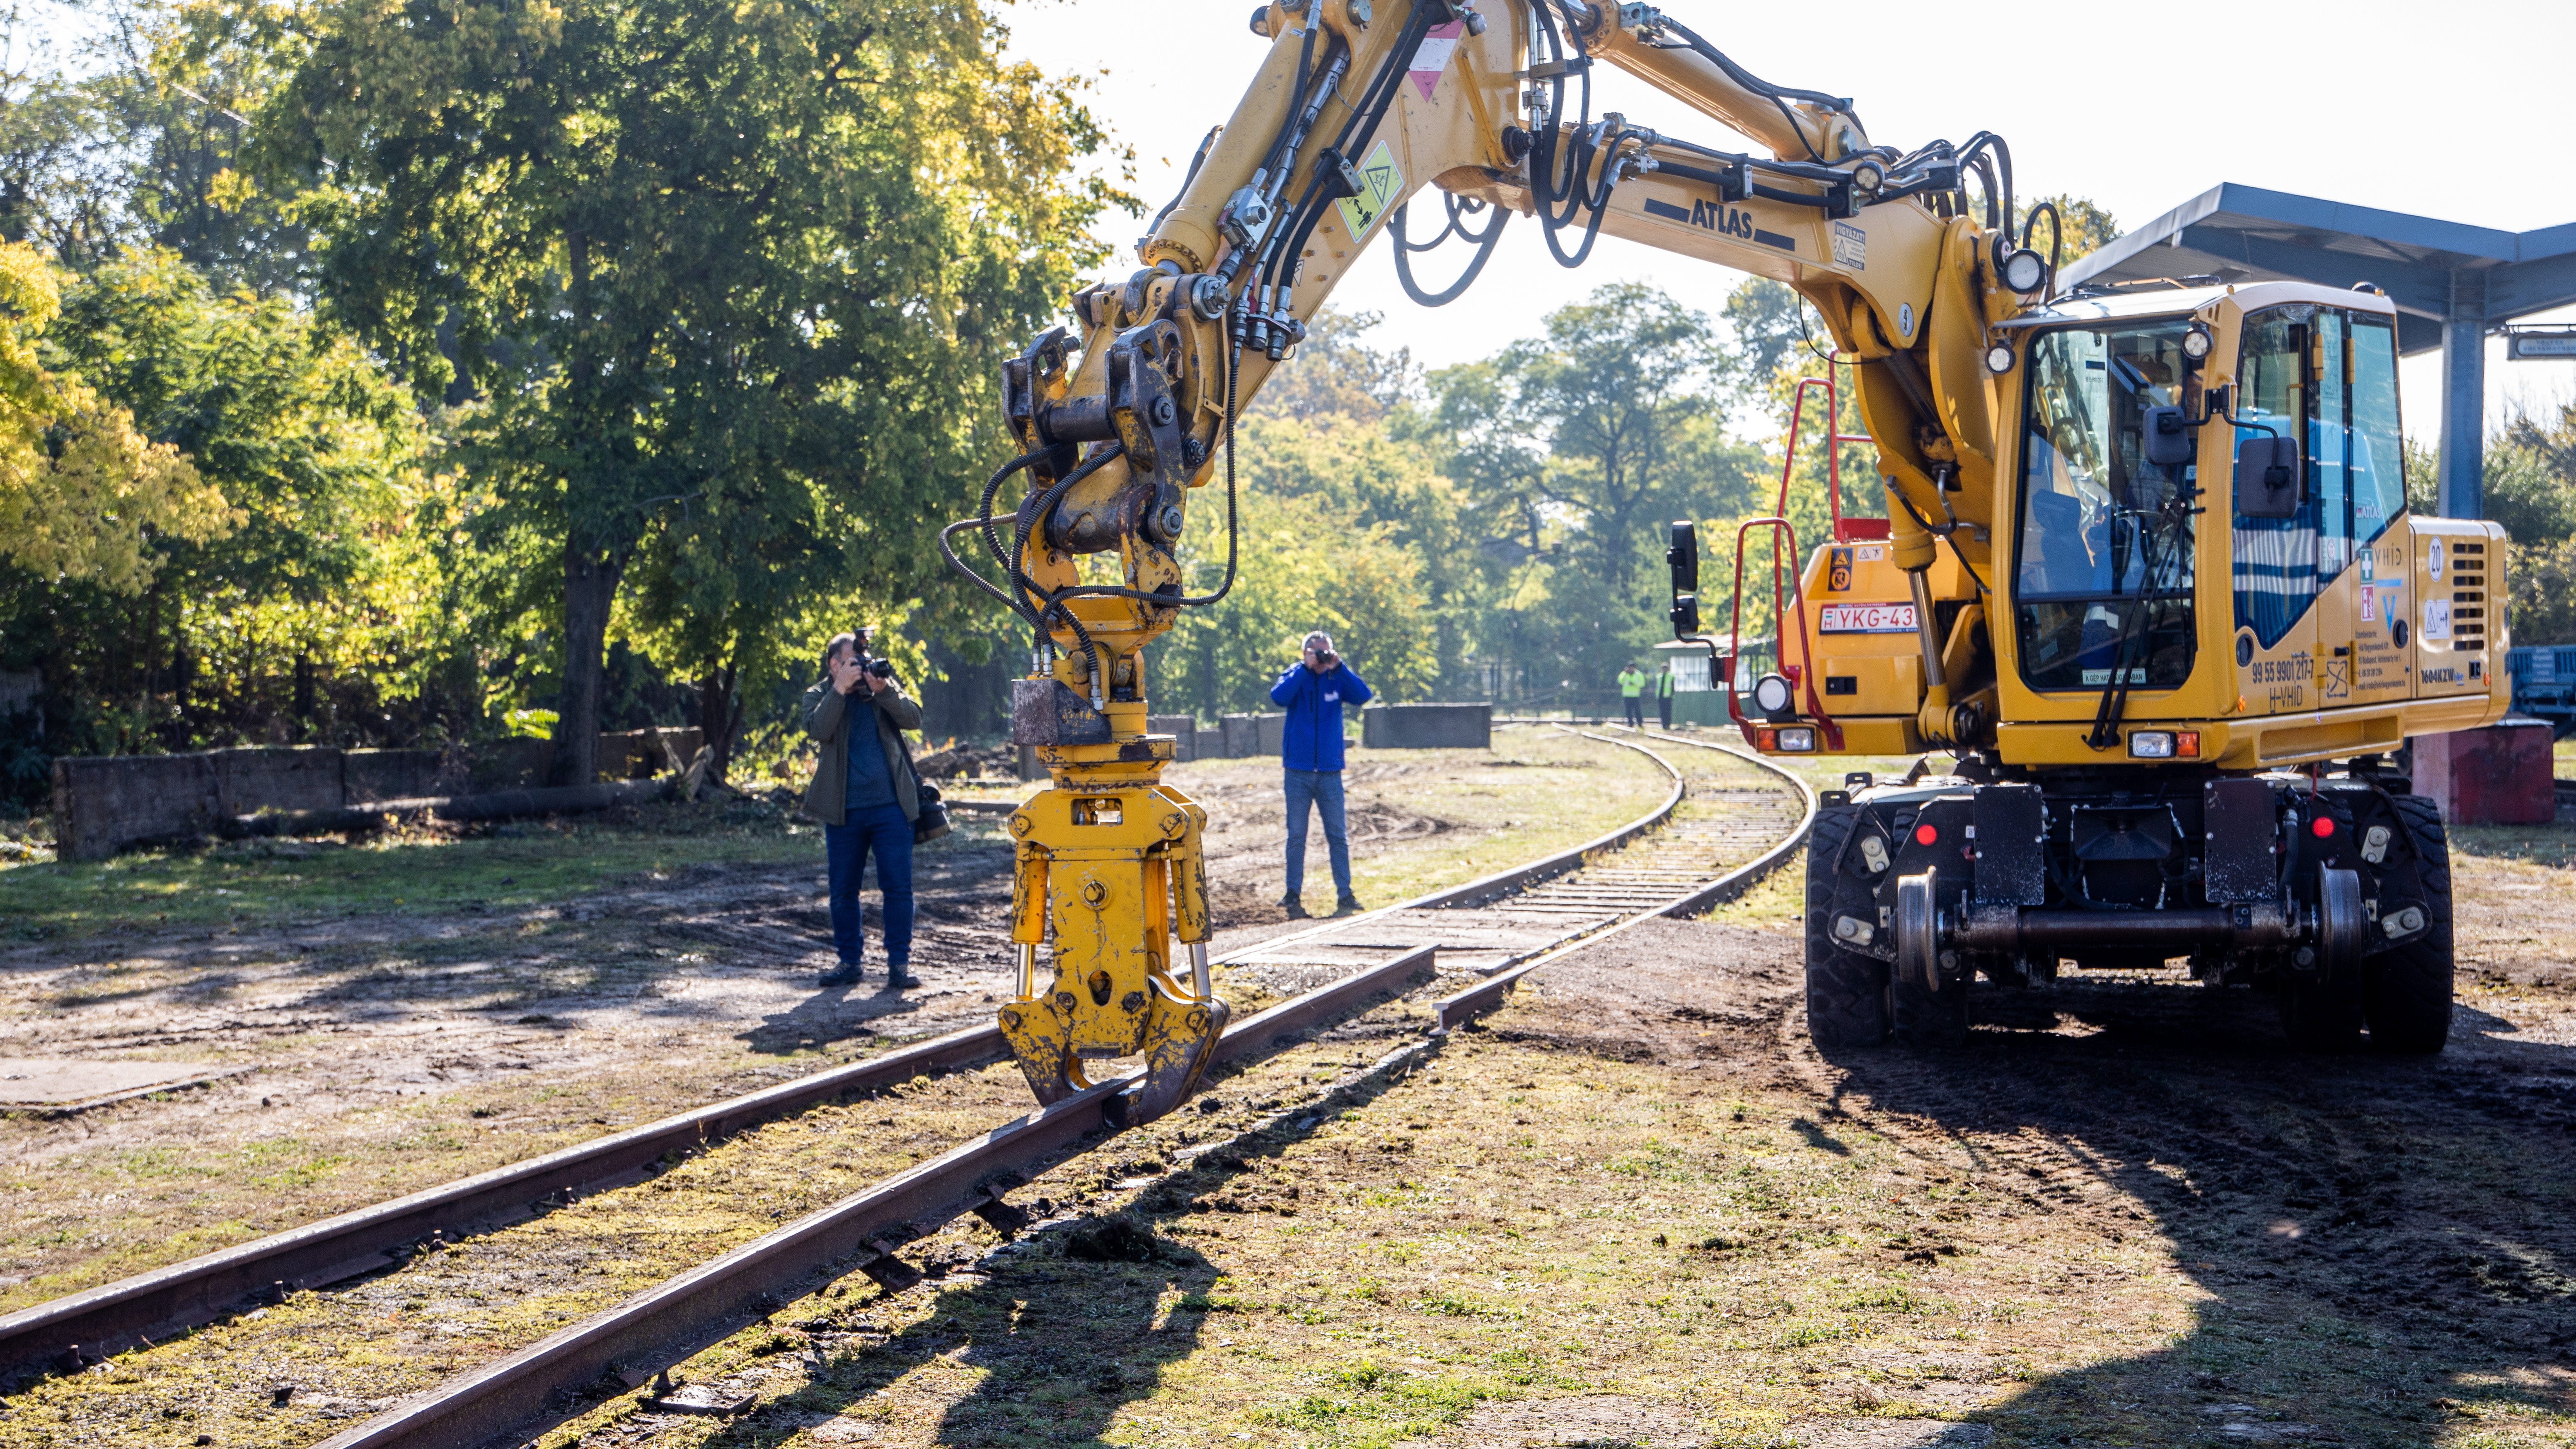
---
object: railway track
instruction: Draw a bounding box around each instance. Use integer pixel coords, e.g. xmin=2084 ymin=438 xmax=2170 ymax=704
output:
xmin=6 ymin=726 xmax=1812 ymax=1448
xmin=0 ymin=729 xmax=1694 ymax=1379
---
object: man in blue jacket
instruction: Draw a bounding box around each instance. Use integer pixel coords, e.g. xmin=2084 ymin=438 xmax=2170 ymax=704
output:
xmin=1270 ymin=630 xmax=1372 ymax=919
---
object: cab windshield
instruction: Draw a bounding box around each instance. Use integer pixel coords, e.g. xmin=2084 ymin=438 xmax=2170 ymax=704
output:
xmin=2015 ymin=320 xmax=2199 ymax=693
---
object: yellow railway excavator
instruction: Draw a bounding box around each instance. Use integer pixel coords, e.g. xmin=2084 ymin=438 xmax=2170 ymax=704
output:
xmin=942 ymin=0 xmax=2509 ymax=1120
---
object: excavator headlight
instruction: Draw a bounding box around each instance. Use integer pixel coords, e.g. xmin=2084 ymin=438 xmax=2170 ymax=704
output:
xmin=1998 ymin=247 xmax=2048 ymax=294
xmin=1776 ymin=727 xmax=1817 ymax=752
xmin=1751 ymin=672 xmax=1796 ymax=718
xmin=1849 ymin=159 xmax=1886 ymax=194
xmin=2181 ymin=322 xmax=2216 ymax=362
xmin=1983 ymin=342 xmax=2015 ymax=375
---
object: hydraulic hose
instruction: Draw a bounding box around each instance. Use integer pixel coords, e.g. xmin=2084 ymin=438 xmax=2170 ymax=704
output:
xmin=1034 ymin=334 xmax=1249 ymax=611
xmin=1392 ymin=196 xmax=1510 ymax=307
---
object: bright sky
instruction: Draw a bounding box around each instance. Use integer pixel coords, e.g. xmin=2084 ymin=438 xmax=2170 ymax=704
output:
xmin=1001 ymin=0 xmax=2576 ymax=440
xmin=28 ymin=0 xmax=2573 ymax=440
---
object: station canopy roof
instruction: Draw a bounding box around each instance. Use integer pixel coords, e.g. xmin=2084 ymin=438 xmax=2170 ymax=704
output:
xmin=2057 ymin=183 xmax=2576 ymax=356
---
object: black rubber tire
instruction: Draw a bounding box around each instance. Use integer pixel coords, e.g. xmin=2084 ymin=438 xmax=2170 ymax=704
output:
xmin=1804 ymin=802 xmax=1893 ymax=1051
xmin=1893 ymin=966 xmax=1970 ymax=1048
xmin=2278 ymin=968 xmax=2364 ymax=1052
xmin=2362 ymin=793 xmax=2454 ymax=1054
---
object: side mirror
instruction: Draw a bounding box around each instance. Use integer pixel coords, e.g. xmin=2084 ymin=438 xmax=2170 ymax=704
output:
xmin=1666 ymin=520 xmax=1698 ymax=593
xmin=2142 ymin=404 xmax=2195 ymax=467
xmin=2235 ymin=435 xmax=2302 ymax=519
xmin=1666 ymin=520 xmax=1701 ymax=638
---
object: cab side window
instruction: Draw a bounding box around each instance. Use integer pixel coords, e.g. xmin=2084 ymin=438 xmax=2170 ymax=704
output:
xmin=2350 ymin=315 xmax=2405 ymax=547
xmin=2233 ymin=306 xmax=2320 ymax=650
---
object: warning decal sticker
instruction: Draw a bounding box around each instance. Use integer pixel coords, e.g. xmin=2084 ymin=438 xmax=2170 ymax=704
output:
xmin=1407 ymin=20 xmax=1467 ymax=102
xmin=1832 ymin=220 xmax=1866 ymax=269
xmin=1335 ymin=138 xmax=1403 ymax=242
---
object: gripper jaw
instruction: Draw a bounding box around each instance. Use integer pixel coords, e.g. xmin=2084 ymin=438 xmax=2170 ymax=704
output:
xmin=998 ymin=778 xmax=1226 ymax=1125
xmin=1120 ymin=984 xmax=1231 ymax=1125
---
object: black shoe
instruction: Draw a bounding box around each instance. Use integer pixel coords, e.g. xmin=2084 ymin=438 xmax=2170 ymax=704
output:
xmin=885 ymin=964 xmax=919 ymax=989
xmin=820 ymin=964 xmax=863 ymax=988
xmin=1280 ymin=897 xmax=1310 ymax=920
xmin=1333 ymin=895 xmax=1363 ymax=917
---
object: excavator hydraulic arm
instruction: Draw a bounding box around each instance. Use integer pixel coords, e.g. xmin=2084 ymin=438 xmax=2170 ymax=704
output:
xmin=947 ymin=0 xmax=2046 ymax=1121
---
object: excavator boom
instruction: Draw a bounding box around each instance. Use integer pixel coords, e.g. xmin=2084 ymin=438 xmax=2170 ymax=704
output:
xmin=948 ymin=0 xmax=2507 ymax=1108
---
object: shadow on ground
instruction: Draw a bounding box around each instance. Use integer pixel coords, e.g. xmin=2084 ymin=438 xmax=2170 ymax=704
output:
xmin=1837 ymin=974 xmax=2576 ymax=1445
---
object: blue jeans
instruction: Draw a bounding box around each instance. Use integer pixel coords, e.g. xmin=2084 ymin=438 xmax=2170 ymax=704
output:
xmin=825 ymin=804 xmax=914 ymax=967
xmin=1283 ymin=768 xmax=1351 ymax=899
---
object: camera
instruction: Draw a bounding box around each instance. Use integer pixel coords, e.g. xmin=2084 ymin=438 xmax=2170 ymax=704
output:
xmin=842 ymin=627 xmax=899 ymax=687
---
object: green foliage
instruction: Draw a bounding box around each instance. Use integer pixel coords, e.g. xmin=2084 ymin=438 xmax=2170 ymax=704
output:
xmin=1159 ymin=452 xmax=1439 ymax=719
xmin=1253 ymin=306 xmax=1420 ymax=426
xmin=2 ymin=247 xmax=455 ymax=762
xmin=248 ymin=0 xmax=1117 ymax=779
xmin=1425 ymin=283 xmax=1764 ymax=694
xmin=2483 ymin=404 xmax=2576 ymax=646
xmin=1723 ymin=278 xmax=1806 ymax=383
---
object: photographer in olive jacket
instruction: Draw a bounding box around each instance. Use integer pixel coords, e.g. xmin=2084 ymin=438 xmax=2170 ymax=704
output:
xmin=802 ymin=632 xmax=924 ymax=989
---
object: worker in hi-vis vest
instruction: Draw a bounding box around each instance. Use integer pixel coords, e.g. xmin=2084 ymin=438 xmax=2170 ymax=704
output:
xmin=1616 ymin=663 xmax=1647 ymax=729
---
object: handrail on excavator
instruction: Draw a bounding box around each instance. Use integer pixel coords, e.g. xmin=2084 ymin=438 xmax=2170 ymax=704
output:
xmin=1727 ymin=515 xmax=1843 ymax=751
xmin=1776 ymin=359 xmax=1884 ymax=545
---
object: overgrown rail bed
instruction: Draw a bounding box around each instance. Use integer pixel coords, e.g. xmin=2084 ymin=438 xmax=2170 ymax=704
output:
xmin=0 ymin=729 xmax=1809 ymax=1447
xmin=13 ymin=734 xmax=2576 ymax=1449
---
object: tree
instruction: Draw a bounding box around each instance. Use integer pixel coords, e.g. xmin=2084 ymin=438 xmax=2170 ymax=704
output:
xmin=1158 ymin=486 xmax=1436 ymax=719
xmin=252 ymin=0 xmax=1115 ymax=784
xmin=1253 ymin=307 xmax=1418 ymax=426
xmin=34 ymin=247 xmax=440 ymax=745
xmin=0 ymin=241 xmax=228 ymax=594
xmin=1722 ymin=278 xmax=1804 ymax=384
xmin=1415 ymin=284 xmax=1763 ymax=697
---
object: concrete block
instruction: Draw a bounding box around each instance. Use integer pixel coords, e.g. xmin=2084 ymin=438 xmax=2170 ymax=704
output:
xmin=1360 ymin=702 xmax=1492 ymax=750
xmin=2412 ymin=719 xmax=2556 ymax=827
xmin=1148 ymin=714 xmax=1196 ymax=762
xmin=467 ymin=738 xmax=551 ymax=791
xmin=343 ymin=749 xmax=444 ymax=804
xmin=596 ymin=727 xmax=702 ymax=780
xmin=212 ymin=748 xmax=343 ymax=816
xmin=51 ymin=753 xmax=220 ymax=860
xmin=1256 ymin=712 xmax=1285 ymax=756
xmin=1220 ymin=714 xmax=1259 ymax=758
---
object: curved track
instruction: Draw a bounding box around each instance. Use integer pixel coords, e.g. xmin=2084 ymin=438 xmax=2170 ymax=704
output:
xmin=7 ymin=726 xmax=1813 ymax=1449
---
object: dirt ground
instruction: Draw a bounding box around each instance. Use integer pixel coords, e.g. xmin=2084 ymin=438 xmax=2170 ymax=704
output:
xmin=6 ymin=746 xmax=2575 ymax=1449
xmin=0 ymin=729 xmax=1667 ymax=1314
xmin=516 ymin=815 xmax=2576 ymax=1449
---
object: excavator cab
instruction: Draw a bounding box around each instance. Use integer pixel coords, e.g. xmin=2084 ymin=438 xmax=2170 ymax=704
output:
xmin=1683 ymin=279 xmax=2508 ymax=1054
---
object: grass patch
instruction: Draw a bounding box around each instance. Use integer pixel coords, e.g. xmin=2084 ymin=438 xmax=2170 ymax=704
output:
xmin=0 ymin=797 xmax=820 ymax=941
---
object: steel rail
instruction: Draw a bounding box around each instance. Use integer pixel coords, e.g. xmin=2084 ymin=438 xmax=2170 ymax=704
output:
xmin=307 ymin=728 xmax=1793 ymax=1449
xmin=1432 ymin=729 xmax=1817 ymax=1031
xmin=0 ymin=728 xmax=1683 ymax=1379
xmin=307 ymin=944 xmax=1439 ymax=1449
xmin=0 ymin=1025 xmax=1010 ymax=1378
